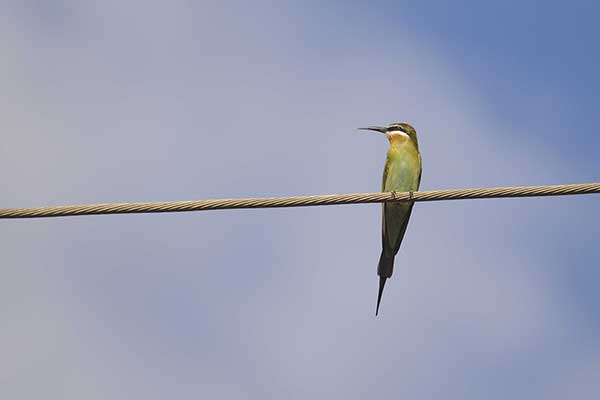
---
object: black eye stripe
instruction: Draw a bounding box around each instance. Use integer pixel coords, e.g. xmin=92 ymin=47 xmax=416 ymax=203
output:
xmin=388 ymin=126 xmax=405 ymax=133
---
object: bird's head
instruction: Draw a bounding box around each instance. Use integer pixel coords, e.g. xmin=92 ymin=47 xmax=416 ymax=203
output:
xmin=359 ymin=122 xmax=418 ymax=147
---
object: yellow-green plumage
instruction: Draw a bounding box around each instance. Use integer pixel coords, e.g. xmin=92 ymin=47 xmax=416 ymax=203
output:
xmin=360 ymin=122 xmax=421 ymax=315
xmin=381 ymin=141 xmax=421 ymax=255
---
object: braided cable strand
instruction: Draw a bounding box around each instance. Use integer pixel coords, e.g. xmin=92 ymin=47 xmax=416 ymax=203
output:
xmin=0 ymin=183 xmax=598 ymax=219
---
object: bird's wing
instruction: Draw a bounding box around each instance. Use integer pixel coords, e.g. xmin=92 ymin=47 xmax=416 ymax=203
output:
xmin=417 ymin=152 xmax=423 ymax=187
xmin=382 ymin=202 xmax=414 ymax=253
xmin=380 ymin=152 xmax=420 ymax=255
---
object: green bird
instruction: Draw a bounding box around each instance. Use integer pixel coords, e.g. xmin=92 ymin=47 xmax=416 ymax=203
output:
xmin=359 ymin=122 xmax=422 ymax=315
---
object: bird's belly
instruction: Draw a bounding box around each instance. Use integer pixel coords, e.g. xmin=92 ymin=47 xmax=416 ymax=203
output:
xmin=381 ymin=157 xmax=420 ymax=253
xmin=383 ymin=160 xmax=420 ymax=193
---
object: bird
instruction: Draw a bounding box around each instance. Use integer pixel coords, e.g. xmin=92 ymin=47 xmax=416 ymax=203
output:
xmin=359 ymin=123 xmax=422 ymax=316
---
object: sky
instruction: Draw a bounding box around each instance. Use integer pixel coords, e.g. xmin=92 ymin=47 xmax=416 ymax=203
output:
xmin=1 ymin=1 xmax=599 ymax=399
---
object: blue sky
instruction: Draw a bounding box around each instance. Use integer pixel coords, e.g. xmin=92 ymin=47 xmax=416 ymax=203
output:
xmin=1 ymin=1 xmax=599 ymax=399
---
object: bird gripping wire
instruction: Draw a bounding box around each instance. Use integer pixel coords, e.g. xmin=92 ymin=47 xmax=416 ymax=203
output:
xmin=0 ymin=183 xmax=598 ymax=220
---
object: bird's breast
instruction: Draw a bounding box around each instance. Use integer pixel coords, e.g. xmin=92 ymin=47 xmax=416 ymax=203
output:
xmin=383 ymin=145 xmax=421 ymax=192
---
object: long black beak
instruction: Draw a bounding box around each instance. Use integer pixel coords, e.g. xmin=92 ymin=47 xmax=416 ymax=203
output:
xmin=358 ymin=126 xmax=387 ymax=133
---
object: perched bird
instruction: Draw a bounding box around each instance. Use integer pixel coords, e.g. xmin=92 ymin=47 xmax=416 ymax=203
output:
xmin=359 ymin=123 xmax=422 ymax=315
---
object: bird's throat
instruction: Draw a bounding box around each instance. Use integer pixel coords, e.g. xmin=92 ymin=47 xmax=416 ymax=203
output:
xmin=387 ymin=133 xmax=411 ymax=146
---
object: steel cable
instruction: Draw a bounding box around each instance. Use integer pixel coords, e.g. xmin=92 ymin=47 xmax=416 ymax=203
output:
xmin=0 ymin=182 xmax=598 ymax=219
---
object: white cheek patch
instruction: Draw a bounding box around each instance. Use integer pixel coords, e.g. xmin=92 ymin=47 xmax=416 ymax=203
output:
xmin=387 ymin=130 xmax=409 ymax=138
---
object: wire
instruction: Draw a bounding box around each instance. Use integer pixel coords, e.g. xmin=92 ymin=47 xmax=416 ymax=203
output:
xmin=0 ymin=183 xmax=598 ymax=219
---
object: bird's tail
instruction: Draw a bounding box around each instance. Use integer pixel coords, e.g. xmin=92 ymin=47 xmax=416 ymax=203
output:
xmin=376 ymin=252 xmax=395 ymax=316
